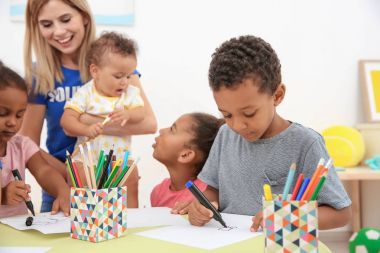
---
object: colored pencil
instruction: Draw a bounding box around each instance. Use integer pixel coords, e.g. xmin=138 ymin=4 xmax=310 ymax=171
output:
xmin=301 ymin=158 xmax=325 ymax=201
xmin=98 ymin=147 xmax=114 ymax=188
xmin=115 ymin=157 xmax=140 ymax=187
xmin=103 ymin=164 xmax=121 ymax=188
xmin=71 ymin=161 xmax=83 ymax=188
xmin=79 ymin=144 xmax=92 ymax=188
xmin=65 ymin=151 xmax=78 ymax=187
xmin=290 ymin=173 xmax=304 ymax=200
xmin=263 ymin=184 xmax=273 ymax=201
xmin=85 ymin=142 xmax=97 ymax=188
xmin=310 ymin=173 xmax=328 ymax=200
xmin=296 ymin=178 xmax=310 ymax=201
xmin=122 ymin=150 xmax=129 ymax=170
xmin=65 ymin=161 xmax=76 ymax=187
xmin=282 ymin=163 xmax=296 ymax=200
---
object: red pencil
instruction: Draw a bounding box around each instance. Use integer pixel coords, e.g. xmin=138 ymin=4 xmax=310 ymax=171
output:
xmin=291 ymin=173 xmax=304 ymax=200
xmin=72 ymin=160 xmax=83 ymax=188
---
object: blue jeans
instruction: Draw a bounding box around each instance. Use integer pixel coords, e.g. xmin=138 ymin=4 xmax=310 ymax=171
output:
xmin=40 ymin=200 xmax=53 ymax=213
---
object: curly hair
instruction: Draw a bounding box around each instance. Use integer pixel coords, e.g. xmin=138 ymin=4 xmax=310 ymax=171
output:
xmin=0 ymin=60 xmax=28 ymax=93
xmin=187 ymin=113 xmax=225 ymax=173
xmin=208 ymin=35 xmax=281 ymax=95
xmin=86 ymin=31 xmax=137 ymax=67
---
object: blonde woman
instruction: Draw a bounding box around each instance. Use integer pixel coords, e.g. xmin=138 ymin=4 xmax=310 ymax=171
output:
xmin=21 ymin=0 xmax=157 ymax=212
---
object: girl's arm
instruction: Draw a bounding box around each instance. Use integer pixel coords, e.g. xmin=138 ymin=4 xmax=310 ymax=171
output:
xmin=61 ymin=108 xmax=103 ymax=139
xmin=27 ymin=151 xmax=70 ymax=215
xmin=318 ymin=205 xmax=351 ymax=229
xmin=19 ymin=104 xmax=67 ymax=178
xmin=80 ymin=75 xmax=157 ymax=136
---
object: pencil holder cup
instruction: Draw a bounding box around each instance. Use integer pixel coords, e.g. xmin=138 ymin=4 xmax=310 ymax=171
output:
xmin=70 ymin=186 xmax=127 ymax=243
xmin=263 ymin=195 xmax=318 ymax=253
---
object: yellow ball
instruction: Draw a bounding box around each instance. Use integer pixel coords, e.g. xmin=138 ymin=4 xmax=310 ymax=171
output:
xmin=322 ymin=126 xmax=365 ymax=167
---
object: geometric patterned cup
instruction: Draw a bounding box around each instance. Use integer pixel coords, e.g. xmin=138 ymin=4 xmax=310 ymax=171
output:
xmin=263 ymin=195 xmax=318 ymax=253
xmin=70 ymin=186 xmax=127 ymax=243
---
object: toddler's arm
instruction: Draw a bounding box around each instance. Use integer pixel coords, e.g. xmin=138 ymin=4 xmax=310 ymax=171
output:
xmin=61 ymin=108 xmax=103 ymax=139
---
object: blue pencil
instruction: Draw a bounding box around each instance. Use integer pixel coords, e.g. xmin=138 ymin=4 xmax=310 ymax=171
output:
xmin=121 ymin=150 xmax=129 ymax=170
xmin=282 ymin=163 xmax=296 ymax=200
xmin=296 ymin=178 xmax=310 ymax=201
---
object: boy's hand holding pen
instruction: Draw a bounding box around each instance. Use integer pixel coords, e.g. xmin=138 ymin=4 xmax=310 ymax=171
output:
xmin=186 ymin=181 xmax=227 ymax=228
xmin=188 ymin=200 xmax=220 ymax=226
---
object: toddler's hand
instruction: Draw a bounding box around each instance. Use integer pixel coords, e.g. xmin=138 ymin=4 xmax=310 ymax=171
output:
xmin=171 ymin=201 xmax=192 ymax=215
xmin=250 ymin=211 xmax=263 ymax=232
xmin=51 ymin=186 xmax=70 ymax=216
xmin=109 ymin=109 xmax=130 ymax=127
xmin=188 ymin=200 xmax=216 ymax=226
xmin=3 ymin=181 xmax=31 ymax=205
xmin=87 ymin=122 xmax=103 ymax=139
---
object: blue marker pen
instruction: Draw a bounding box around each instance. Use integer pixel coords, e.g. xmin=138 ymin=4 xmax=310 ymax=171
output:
xmin=185 ymin=180 xmax=227 ymax=228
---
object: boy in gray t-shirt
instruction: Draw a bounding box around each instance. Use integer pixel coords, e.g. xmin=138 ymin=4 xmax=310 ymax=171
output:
xmin=188 ymin=35 xmax=352 ymax=232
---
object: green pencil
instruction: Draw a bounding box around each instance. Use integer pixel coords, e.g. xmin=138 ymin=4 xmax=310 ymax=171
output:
xmin=66 ymin=160 xmax=77 ymax=187
xmin=96 ymin=150 xmax=104 ymax=173
xmin=310 ymin=174 xmax=327 ymax=201
xmin=96 ymin=153 xmax=106 ymax=184
xmin=110 ymin=166 xmax=129 ymax=188
xmin=103 ymin=165 xmax=120 ymax=188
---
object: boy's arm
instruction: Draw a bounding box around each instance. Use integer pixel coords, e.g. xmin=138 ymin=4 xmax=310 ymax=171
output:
xmin=27 ymin=151 xmax=70 ymax=216
xmin=318 ymin=205 xmax=352 ymax=229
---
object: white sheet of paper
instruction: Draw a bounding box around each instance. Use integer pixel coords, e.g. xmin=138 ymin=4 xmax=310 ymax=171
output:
xmin=127 ymin=207 xmax=188 ymax=228
xmin=0 ymin=212 xmax=70 ymax=234
xmin=0 ymin=247 xmax=51 ymax=253
xmin=136 ymin=213 xmax=262 ymax=250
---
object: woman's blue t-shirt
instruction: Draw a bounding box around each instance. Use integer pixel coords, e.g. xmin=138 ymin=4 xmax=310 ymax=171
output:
xmin=29 ymin=66 xmax=82 ymax=203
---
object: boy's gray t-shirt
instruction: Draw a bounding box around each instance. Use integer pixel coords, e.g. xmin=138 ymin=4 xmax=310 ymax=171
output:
xmin=198 ymin=122 xmax=351 ymax=215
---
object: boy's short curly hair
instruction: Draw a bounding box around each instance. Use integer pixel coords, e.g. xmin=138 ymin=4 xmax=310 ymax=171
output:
xmin=208 ymin=35 xmax=281 ymax=95
xmin=86 ymin=31 xmax=137 ymax=67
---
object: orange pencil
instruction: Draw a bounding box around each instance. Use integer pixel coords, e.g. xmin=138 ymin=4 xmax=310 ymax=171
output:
xmin=300 ymin=158 xmax=325 ymax=201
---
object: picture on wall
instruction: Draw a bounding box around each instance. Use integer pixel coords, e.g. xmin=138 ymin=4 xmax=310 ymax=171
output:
xmin=9 ymin=0 xmax=135 ymax=26
xmin=359 ymin=60 xmax=380 ymax=122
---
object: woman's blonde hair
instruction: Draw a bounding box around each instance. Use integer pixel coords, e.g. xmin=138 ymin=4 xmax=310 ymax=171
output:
xmin=24 ymin=0 xmax=96 ymax=95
